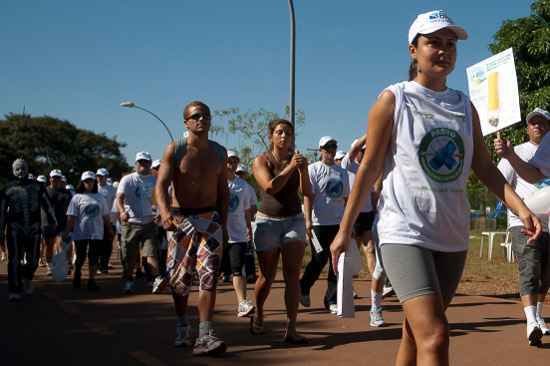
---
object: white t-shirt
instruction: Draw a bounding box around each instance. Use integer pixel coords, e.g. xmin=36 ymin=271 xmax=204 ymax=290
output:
xmin=530 ymin=132 xmax=550 ymax=177
xmin=243 ymin=180 xmax=257 ymax=210
xmin=98 ymin=183 xmax=116 ymax=214
xmin=66 ymin=193 xmax=109 ymax=241
xmin=309 ymin=161 xmax=350 ymax=226
xmin=498 ymin=141 xmax=549 ymax=230
xmin=340 ymin=154 xmax=373 ymax=213
xmin=227 ymin=176 xmax=254 ymax=243
xmin=376 ymin=81 xmax=473 ymax=252
xmin=117 ymin=173 xmax=156 ymax=224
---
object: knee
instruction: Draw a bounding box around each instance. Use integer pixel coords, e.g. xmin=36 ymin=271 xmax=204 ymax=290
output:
xmin=417 ymin=323 xmax=449 ymax=354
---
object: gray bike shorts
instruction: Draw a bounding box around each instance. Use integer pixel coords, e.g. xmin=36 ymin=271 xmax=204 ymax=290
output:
xmin=380 ymin=244 xmax=467 ymax=305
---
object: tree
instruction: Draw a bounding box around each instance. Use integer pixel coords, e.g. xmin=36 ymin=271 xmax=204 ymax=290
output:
xmin=0 ymin=114 xmax=131 ymax=189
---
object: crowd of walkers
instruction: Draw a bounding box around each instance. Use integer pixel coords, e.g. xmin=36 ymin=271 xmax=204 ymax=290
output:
xmin=1 ymin=9 xmax=550 ymax=365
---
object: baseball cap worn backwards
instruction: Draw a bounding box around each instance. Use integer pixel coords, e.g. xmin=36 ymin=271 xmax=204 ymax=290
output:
xmin=408 ymin=10 xmax=468 ymax=44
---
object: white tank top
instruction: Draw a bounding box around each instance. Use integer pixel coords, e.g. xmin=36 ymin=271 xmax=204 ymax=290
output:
xmin=376 ymin=81 xmax=474 ymax=252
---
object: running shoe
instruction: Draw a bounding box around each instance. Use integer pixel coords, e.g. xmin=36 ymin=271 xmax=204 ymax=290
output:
xmin=527 ymin=322 xmax=543 ymax=347
xmin=174 ymin=324 xmax=193 ymax=347
xmin=329 ymin=304 xmax=338 ymax=315
xmin=46 ymin=264 xmax=53 ymax=276
xmin=8 ymin=293 xmax=21 ymax=302
xmin=192 ymin=332 xmax=227 ymax=356
xmin=237 ymin=300 xmax=255 ymax=318
xmin=300 ymin=294 xmax=311 ymax=308
xmin=152 ymin=276 xmax=168 ymax=294
xmin=370 ymin=306 xmax=385 ymax=327
xmin=22 ymin=279 xmax=33 ymax=295
xmin=382 ymin=285 xmax=394 ymax=298
xmin=122 ymin=281 xmax=134 ymax=294
xmin=537 ymin=317 xmax=550 ymax=336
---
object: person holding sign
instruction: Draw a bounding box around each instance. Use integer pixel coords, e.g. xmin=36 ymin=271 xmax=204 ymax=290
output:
xmin=495 ymin=108 xmax=550 ymax=183
xmin=300 ymin=136 xmax=350 ymax=315
xmin=497 ymin=111 xmax=550 ymax=346
xmin=251 ymin=119 xmax=312 ymax=344
xmin=330 ymin=10 xmax=542 ymax=365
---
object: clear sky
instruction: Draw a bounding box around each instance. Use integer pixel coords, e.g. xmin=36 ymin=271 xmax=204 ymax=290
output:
xmin=0 ymin=1 xmax=532 ymax=166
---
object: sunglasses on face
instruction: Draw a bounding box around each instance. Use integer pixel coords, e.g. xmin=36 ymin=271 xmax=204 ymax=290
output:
xmin=188 ymin=112 xmax=210 ymax=121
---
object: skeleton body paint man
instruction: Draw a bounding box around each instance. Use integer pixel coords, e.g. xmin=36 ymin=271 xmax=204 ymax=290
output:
xmin=0 ymin=159 xmax=57 ymax=301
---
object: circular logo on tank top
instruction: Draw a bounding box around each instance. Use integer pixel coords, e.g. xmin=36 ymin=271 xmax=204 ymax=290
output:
xmin=228 ymin=192 xmax=240 ymax=213
xmin=418 ymin=128 xmax=465 ymax=183
xmin=325 ymin=177 xmax=344 ymax=198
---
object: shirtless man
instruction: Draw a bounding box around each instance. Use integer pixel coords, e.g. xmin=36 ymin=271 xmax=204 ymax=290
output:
xmin=156 ymin=101 xmax=229 ymax=356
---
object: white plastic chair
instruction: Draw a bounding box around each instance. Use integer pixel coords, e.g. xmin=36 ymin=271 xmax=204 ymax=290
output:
xmin=499 ymin=230 xmax=514 ymax=263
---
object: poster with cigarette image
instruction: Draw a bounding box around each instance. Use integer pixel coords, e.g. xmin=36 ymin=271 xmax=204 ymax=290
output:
xmin=466 ymin=48 xmax=521 ymax=136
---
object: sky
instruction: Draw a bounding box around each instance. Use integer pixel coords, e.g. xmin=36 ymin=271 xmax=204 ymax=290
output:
xmin=0 ymin=1 xmax=533 ymax=167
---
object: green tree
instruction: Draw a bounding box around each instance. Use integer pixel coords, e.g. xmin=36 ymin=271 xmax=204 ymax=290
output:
xmin=0 ymin=114 xmax=130 ymax=189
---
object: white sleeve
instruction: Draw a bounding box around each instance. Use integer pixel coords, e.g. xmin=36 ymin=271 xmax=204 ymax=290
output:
xmin=247 ymin=184 xmax=257 ymax=208
xmin=99 ymin=196 xmax=109 ymax=216
xmin=66 ymin=195 xmax=79 ymax=217
xmin=117 ymin=175 xmax=130 ymax=195
xmin=497 ymin=158 xmax=516 ymax=186
xmin=308 ymin=164 xmax=318 ymax=195
xmin=530 ymin=134 xmax=550 ymax=177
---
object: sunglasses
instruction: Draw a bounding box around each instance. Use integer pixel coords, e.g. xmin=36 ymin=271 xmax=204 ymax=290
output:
xmin=188 ymin=112 xmax=210 ymax=121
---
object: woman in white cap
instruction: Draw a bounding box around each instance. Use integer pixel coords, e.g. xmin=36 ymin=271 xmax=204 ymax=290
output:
xmin=63 ymin=171 xmax=113 ymax=291
xmin=330 ymin=10 xmax=542 ymax=364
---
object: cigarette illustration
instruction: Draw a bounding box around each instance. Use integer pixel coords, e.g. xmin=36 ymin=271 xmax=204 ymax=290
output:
xmin=487 ymin=71 xmax=499 ymax=127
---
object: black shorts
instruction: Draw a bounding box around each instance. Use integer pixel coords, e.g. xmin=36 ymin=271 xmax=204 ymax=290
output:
xmin=228 ymin=242 xmax=247 ymax=276
xmin=353 ymin=211 xmax=375 ymax=238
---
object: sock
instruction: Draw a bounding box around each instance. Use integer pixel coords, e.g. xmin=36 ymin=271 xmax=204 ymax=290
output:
xmin=371 ymin=289 xmax=382 ymax=309
xmin=536 ymin=302 xmax=544 ymax=322
xmin=199 ymin=321 xmax=212 ymax=338
xmin=176 ymin=315 xmax=188 ymax=327
xmin=524 ymin=305 xmax=537 ymax=325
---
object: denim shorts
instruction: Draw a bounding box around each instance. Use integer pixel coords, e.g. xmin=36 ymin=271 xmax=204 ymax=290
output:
xmin=253 ymin=212 xmax=307 ymax=252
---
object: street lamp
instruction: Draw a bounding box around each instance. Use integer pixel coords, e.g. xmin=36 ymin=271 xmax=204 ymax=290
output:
xmin=120 ymin=101 xmax=175 ymax=142
xmin=288 ymin=0 xmax=296 ymax=127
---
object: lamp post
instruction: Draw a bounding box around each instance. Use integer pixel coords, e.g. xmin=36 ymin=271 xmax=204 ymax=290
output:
xmin=288 ymin=0 xmax=296 ymax=126
xmin=120 ymin=101 xmax=175 ymax=142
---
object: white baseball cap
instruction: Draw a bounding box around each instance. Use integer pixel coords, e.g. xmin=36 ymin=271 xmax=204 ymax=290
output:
xmin=49 ymin=169 xmax=63 ymax=178
xmin=37 ymin=175 xmax=47 ymax=183
xmin=408 ymin=10 xmax=468 ymax=44
xmin=319 ymin=136 xmax=337 ymax=148
xmin=335 ymin=150 xmax=346 ymax=160
xmin=81 ymin=171 xmax=96 ymax=181
xmin=135 ymin=151 xmax=152 ymax=162
xmin=152 ymin=159 xmax=161 ymax=169
xmin=526 ymin=108 xmax=550 ymax=124
xmin=96 ymin=168 xmax=109 ymax=176
xmin=236 ymin=164 xmax=248 ymax=173
xmin=227 ymin=150 xmax=239 ymax=159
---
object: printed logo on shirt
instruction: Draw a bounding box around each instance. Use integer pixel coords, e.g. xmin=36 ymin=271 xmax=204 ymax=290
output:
xmin=228 ymin=192 xmax=240 ymax=213
xmin=418 ymin=128 xmax=465 ymax=183
xmin=325 ymin=177 xmax=344 ymax=198
xmin=83 ymin=203 xmax=100 ymax=218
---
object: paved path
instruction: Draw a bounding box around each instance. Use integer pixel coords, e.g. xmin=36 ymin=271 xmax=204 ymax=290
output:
xmin=1 ymin=259 xmax=549 ymax=365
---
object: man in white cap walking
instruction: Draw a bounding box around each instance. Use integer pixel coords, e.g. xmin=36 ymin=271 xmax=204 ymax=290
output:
xmin=235 ymin=163 xmax=258 ymax=283
xmin=115 ymin=151 xmax=161 ymax=293
xmin=300 ymin=136 xmax=349 ymax=314
xmin=96 ymin=168 xmax=117 ymax=274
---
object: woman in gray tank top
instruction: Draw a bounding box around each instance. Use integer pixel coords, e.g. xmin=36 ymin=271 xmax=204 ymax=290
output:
xmin=330 ymin=10 xmax=543 ymax=365
xmin=251 ymin=119 xmax=312 ymax=344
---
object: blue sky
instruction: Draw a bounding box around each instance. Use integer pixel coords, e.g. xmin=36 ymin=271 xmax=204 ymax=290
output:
xmin=0 ymin=1 xmax=532 ymax=166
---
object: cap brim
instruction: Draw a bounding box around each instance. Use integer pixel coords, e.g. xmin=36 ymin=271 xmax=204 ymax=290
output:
xmin=419 ymin=24 xmax=468 ymax=41
xmin=526 ymin=112 xmax=550 ymax=123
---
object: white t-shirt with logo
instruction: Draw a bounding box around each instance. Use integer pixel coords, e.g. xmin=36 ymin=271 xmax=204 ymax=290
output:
xmin=499 ymin=141 xmax=550 ymax=231
xmin=117 ymin=172 xmax=156 ymax=224
xmin=340 ymin=154 xmax=373 ymax=213
xmin=227 ymin=176 xmax=254 ymax=243
xmin=67 ymin=193 xmax=109 ymax=241
xmin=530 ymin=132 xmax=550 ymax=177
xmin=309 ymin=161 xmax=350 ymax=226
xmin=98 ymin=183 xmax=116 ymax=214
xmin=376 ymin=81 xmax=474 ymax=252
xmin=243 ymin=180 xmax=257 ymax=210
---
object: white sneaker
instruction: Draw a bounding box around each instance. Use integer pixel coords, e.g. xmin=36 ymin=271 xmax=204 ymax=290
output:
xmin=537 ymin=317 xmax=550 ymax=336
xmin=300 ymin=294 xmax=311 ymax=308
xmin=122 ymin=281 xmax=134 ymax=294
xmin=329 ymin=303 xmax=338 ymax=314
xmin=174 ymin=324 xmax=193 ymax=347
xmin=527 ymin=322 xmax=543 ymax=346
xmin=192 ymin=332 xmax=226 ymax=356
xmin=22 ymin=279 xmax=33 ymax=295
xmin=237 ymin=300 xmax=255 ymax=318
xmin=46 ymin=264 xmax=53 ymax=276
xmin=8 ymin=293 xmax=22 ymax=302
xmin=382 ymin=285 xmax=394 ymax=298
xmin=370 ymin=306 xmax=385 ymax=327
xmin=152 ymin=276 xmax=168 ymax=294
